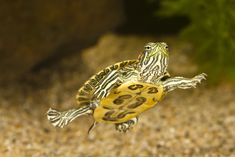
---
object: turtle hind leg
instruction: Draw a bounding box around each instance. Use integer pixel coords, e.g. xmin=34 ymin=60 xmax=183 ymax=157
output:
xmin=115 ymin=117 xmax=138 ymax=133
xmin=47 ymin=106 xmax=92 ymax=128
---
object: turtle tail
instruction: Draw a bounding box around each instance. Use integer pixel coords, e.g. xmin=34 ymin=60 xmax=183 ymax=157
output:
xmin=47 ymin=106 xmax=92 ymax=128
xmin=88 ymin=121 xmax=98 ymax=134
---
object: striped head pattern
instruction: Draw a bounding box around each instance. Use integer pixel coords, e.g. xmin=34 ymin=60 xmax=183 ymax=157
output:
xmin=138 ymin=42 xmax=169 ymax=83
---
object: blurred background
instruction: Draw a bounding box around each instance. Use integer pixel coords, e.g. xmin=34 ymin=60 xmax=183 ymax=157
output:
xmin=0 ymin=0 xmax=234 ymax=157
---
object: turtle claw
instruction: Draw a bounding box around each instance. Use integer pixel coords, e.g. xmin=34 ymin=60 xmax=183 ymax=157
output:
xmin=195 ymin=73 xmax=207 ymax=80
xmin=174 ymin=73 xmax=207 ymax=90
xmin=191 ymin=73 xmax=207 ymax=87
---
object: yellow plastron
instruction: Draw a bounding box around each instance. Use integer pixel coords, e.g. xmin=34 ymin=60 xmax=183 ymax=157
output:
xmin=93 ymin=81 xmax=164 ymax=123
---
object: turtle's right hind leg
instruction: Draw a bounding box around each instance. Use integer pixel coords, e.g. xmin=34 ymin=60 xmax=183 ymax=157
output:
xmin=47 ymin=106 xmax=92 ymax=128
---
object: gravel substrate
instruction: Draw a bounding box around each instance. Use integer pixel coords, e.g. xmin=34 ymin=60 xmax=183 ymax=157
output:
xmin=0 ymin=34 xmax=234 ymax=157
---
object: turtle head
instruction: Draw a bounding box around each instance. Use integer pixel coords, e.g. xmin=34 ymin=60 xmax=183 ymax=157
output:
xmin=138 ymin=42 xmax=169 ymax=82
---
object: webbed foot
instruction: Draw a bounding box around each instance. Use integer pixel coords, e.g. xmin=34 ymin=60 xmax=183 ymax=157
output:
xmin=190 ymin=73 xmax=207 ymax=88
xmin=47 ymin=105 xmax=92 ymax=128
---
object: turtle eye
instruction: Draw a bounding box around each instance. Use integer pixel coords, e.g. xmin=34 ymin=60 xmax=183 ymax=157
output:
xmin=162 ymin=43 xmax=168 ymax=50
xmin=145 ymin=45 xmax=152 ymax=51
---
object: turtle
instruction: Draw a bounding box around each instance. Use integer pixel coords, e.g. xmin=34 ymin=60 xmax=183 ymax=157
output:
xmin=47 ymin=42 xmax=207 ymax=133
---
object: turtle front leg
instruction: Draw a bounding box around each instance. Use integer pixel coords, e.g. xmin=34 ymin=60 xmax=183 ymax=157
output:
xmin=115 ymin=117 xmax=138 ymax=133
xmin=47 ymin=105 xmax=92 ymax=128
xmin=162 ymin=73 xmax=207 ymax=93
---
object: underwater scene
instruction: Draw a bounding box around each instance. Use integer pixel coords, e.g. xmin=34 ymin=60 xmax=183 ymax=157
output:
xmin=0 ymin=0 xmax=234 ymax=157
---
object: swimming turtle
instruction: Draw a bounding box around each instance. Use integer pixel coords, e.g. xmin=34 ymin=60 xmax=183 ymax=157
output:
xmin=47 ymin=42 xmax=206 ymax=133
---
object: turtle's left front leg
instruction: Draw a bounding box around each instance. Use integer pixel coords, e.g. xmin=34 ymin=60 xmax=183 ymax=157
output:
xmin=162 ymin=73 xmax=207 ymax=93
xmin=115 ymin=117 xmax=138 ymax=133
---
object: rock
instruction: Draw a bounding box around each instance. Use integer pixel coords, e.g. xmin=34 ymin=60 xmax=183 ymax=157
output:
xmin=0 ymin=0 xmax=124 ymax=84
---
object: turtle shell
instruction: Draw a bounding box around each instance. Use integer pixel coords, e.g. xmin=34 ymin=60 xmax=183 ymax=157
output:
xmin=93 ymin=81 xmax=164 ymax=123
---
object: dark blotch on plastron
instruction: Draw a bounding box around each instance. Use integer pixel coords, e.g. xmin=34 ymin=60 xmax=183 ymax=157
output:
xmin=103 ymin=106 xmax=113 ymax=110
xmin=104 ymin=110 xmax=115 ymax=116
xmin=152 ymin=97 xmax=159 ymax=102
xmin=127 ymin=97 xmax=147 ymax=109
xmin=113 ymin=94 xmax=132 ymax=105
xmin=118 ymin=94 xmax=132 ymax=99
xmin=103 ymin=110 xmax=117 ymax=121
xmin=113 ymin=98 xmax=123 ymax=105
xmin=117 ymin=111 xmax=135 ymax=119
xmin=147 ymin=87 xmax=158 ymax=94
xmin=128 ymin=84 xmax=144 ymax=90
